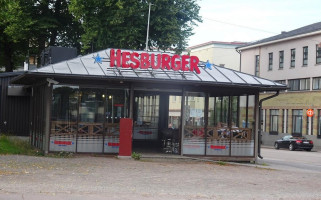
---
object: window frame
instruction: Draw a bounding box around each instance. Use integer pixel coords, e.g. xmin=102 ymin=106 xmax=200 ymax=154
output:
xmin=292 ymin=109 xmax=303 ymax=135
xmin=290 ymin=48 xmax=295 ymax=68
xmin=270 ymin=109 xmax=279 ymax=133
xmin=255 ymin=55 xmax=260 ymax=76
xmin=268 ymin=53 xmax=273 ymax=71
xmin=313 ymin=77 xmax=321 ymax=90
xmin=303 ymin=46 xmax=308 ymax=66
xmin=279 ymin=51 xmax=284 ymax=69
xmin=316 ymin=44 xmax=321 ymax=64
xmin=288 ymin=78 xmax=310 ymax=91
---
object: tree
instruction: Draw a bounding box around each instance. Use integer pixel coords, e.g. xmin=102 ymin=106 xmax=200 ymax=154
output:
xmin=0 ymin=1 xmax=33 ymax=72
xmin=69 ymin=0 xmax=202 ymax=54
xmin=0 ymin=0 xmax=82 ymax=72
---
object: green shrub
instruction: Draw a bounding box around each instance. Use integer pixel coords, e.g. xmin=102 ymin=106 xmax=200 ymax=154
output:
xmin=217 ymin=161 xmax=226 ymax=166
xmin=131 ymin=152 xmax=141 ymax=160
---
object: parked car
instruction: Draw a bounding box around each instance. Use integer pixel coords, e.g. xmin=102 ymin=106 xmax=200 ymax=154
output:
xmin=274 ymin=135 xmax=313 ymax=151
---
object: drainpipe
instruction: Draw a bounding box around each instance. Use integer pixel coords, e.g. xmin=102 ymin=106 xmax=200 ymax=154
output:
xmin=235 ymin=48 xmax=241 ymax=71
xmin=258 ymin=91 xmax=279 ymax=159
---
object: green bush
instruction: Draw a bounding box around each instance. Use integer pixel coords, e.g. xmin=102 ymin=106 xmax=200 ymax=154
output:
xmin=131 ymin=152 xmax=141 ymax=160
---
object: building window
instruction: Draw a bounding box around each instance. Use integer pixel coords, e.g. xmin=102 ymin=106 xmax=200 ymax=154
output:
xmin=270 ymin=109 xmax=279 ymax=133
xmin=316 ymin=45 xmax=321 ymax=64
xmin=288 ymin=78 xmax=310 ymax=91
xmin=279 ymin=51 xmax=284 ymax=69
xmin=276 ymin=80 xmax=286 ymax=85
xmin=255 ymin=55 xmax=260 ymax=76
xmin=303 ymin=46 xmax=308 ymax=66
xmin=313 ymin=77 xmax=321 ymax=90
xmin=268 ymin=53 xmax=273 ymax=70
xmin=292 ymin=109 xmax=303 ymax=135
xmin=290 ymin=49 xmax=295 ymax=67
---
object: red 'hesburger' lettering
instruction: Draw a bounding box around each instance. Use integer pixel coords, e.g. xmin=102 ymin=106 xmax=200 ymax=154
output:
xmin=130 ymin=52 xmax=140 ymax=69
xmin=110 ymin=49 xmax=121 ymax=67
xmin=109 ymin=49 xmax=200 ymax=74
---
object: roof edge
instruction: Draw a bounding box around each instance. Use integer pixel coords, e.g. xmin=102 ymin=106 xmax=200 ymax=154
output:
xmin=238 ymin=30 xmax=321 ymax=50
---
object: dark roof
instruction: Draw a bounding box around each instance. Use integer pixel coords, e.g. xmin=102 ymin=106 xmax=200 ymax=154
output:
xmin=11 ymin=48 xmax=288 ymax=92
xmin=0 ymin=71 xmax=25 ymax=78
xmin=238 ymin=21 xmax=321 ymax=49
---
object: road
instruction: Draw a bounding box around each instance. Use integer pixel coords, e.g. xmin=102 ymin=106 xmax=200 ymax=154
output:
xmin=257 ymin=147 xmax=321 ymax=173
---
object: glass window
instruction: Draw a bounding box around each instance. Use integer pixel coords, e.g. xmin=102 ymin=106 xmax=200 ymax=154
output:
xmin=51 ymin=85 xmax=79 ymax=134
xmin=279 ymin=51 xmax=284 ymax=69
xmin=255 ymin=55 xmax=260 ymax=76
xmin=316 ymin=45 xmax=321 ymax=64
xmin=300 ymin=78 xmax=310 ymax=90
xmin=288 ymin=79 xmax=299 ymax=91
xmin=292 ymin=109 xmax=303 ymax=134
xmin=268 ymin=53 xmax=273 ymax=70
xmin=313 ymin=77 xmax=321 ymax=90
xmin=303 ymin=46 xmax=308 ymax=66
xmin=270 ymin=109 xmax=279 ymax=133
xmin=276 ymin=80 xmax=286 ymax=85
xmin=133 ymin=94 xmax=159 ymax=140
xmin=288 ymin=78 xmax=310 ymax=91
xmin=291 ymin=49 xmax=295 ymax=68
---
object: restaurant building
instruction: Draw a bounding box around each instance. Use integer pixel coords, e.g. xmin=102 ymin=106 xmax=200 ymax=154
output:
xmin=10 ymin=48 xmax=287 ymax=161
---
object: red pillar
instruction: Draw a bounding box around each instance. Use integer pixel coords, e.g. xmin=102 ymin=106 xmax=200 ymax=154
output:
xmin=119 ymin=118 xmax=133 ymax=156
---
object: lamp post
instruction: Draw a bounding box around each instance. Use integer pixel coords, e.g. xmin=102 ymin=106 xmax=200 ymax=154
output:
xmin=145 ymin=2 xmax=152 ymax=51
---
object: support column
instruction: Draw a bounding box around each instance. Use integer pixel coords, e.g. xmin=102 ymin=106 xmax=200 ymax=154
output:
xmin=43 ymin=84 xmax=52 ymax=154
xmin=180 ymin=88 xmax=186 ymax=155
xmin=129 ymin=84 xmax=134 ymax=119
xmin=254 ymin=94 xmax=260 ymax=163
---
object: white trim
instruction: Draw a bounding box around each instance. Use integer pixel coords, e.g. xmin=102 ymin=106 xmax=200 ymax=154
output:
xmin=238 ymin=30 xmax=321 ymax=51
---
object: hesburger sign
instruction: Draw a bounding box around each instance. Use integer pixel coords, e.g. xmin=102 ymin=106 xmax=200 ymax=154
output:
xmin=110 ymin=49 xmax=201 ymax=74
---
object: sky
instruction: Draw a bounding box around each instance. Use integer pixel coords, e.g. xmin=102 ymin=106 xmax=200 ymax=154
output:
xmin=188 ymin=0 xmax=321 ymax=47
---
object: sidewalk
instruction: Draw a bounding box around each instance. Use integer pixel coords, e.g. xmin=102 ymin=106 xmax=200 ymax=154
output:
xmin=1 ymin=154 xmax=321 ymax=200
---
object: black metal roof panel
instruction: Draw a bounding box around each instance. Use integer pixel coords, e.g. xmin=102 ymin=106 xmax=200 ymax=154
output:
xmin=12 ymin=48 xmax=287 ymax=91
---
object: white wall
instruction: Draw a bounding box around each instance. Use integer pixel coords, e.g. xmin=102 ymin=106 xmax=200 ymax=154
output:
xmin=190 ymin=43 xmax=241 ymax=71
xmin=240 ymin=34 xmax=321 ymax=80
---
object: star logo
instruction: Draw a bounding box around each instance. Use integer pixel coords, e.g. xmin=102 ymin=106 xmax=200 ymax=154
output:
xmin=93 ymin=54 xmax=102 ymax=64
xmin=205 ymin=60 xmax=212 ymax=70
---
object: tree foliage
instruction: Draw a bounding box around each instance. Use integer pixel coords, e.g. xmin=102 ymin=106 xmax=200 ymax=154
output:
xmin=69 ymin=0 xmax=202 ymax=54
xmin=0 ymin=0 xmax=201 ymax=72
xmin=0 ymin=0 xmax=81 ymax=72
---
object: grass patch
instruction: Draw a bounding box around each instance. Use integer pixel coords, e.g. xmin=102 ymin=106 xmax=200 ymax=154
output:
xmin=0 ymin=135 xmax=40 ymax=156
xmin=216 ymin=161 xmax=227 ymax=166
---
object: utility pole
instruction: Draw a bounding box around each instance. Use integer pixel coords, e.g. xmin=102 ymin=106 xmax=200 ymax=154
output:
xmin=145 ymin=2 xmax=152 ymax=51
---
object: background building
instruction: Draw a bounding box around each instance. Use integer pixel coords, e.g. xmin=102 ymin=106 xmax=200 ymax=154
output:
xmin=188 ymin=41 xmax=247 ymax=71
xmin=238 ymin=22 xmax=321 ymax=149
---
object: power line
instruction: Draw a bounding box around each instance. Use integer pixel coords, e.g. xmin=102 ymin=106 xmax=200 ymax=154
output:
xmin=203 ymin=17 xmax=278 ymax=35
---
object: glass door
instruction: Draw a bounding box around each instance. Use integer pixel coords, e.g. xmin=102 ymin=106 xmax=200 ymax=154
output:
xmin=133 ymin=94 xmax=159 ymax=140
xmin=182 ymin=93 xmax=205 ymax=155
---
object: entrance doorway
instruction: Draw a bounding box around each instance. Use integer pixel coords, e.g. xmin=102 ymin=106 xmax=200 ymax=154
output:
xmin=132 ymin=92 xmax=181 ymax=154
